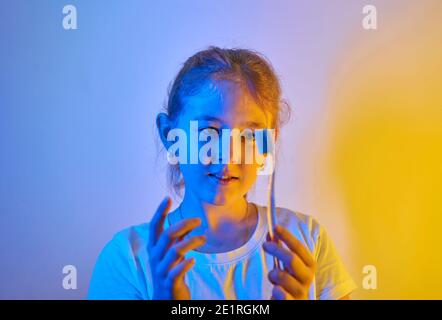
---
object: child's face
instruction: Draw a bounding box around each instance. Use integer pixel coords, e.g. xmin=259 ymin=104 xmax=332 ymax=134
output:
xmin=176 ymin=80 xmax=271 ymax=206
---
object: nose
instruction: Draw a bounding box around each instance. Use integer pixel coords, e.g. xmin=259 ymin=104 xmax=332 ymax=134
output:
xmin=215 ymin=130 xmax=254 ymax=165
xmin=215 ymin=133 xmax=240 ymax=164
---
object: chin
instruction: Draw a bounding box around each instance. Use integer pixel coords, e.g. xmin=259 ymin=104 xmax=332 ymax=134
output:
xmin=206 ymin=191 xmax=244 ymax=206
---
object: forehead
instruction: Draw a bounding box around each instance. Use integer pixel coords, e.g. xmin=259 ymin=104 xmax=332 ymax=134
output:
xmin=180 ymin=80 xmax=270 ymax=128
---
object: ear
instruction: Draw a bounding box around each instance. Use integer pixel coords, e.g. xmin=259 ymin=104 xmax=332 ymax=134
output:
xmin=274 ymin=127 xmax=279 ymax=142
xmin=156 ymin=112 xmax=174 ymax=150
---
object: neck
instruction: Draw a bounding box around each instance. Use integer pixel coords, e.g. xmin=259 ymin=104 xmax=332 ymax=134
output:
xmin=178 ymin=191 xmax=253 ymax=251
xmin=180 ymin=191 xmax=248 ymax=231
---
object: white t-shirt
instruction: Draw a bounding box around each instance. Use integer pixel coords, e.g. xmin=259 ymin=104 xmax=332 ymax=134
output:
xmin=88 ymin=202 xmax=357 ymax=300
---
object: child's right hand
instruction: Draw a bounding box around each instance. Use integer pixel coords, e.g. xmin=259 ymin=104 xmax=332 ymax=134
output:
xmin=148 ymin=197 xmax=206 ymax=300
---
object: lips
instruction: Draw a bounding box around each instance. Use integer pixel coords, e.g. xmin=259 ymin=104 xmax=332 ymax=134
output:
xmin=208 ymin=173 xmax=239 ymax=184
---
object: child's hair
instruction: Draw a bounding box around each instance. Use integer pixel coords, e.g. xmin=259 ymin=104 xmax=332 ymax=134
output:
xmin=158 ymin=46 xmax=291 ymax=198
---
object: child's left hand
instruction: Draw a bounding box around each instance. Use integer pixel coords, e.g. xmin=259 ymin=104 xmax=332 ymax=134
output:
xmin=262 ymin=225 xmax=317 ymax=300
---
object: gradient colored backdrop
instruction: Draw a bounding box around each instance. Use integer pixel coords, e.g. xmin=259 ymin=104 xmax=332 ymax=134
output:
xmin=1 ymin=0 xmax=441 ymax=299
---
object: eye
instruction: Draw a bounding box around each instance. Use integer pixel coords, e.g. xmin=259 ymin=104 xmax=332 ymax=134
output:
xmin=199 ymin=127 xmax=220 ymax=134
xmin=243 ymin=130 xmax=256 ymax=141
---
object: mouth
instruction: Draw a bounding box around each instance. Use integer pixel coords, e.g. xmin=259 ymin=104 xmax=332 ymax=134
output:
xmin=208 ymin=173 xmax=239 ymax=185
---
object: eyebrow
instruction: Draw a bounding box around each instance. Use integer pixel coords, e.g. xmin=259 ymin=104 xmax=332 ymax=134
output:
xmin=195 ymin=115 xmax=266 ymax=128
xmin=196 ymin=115 xmax=222 ymax=122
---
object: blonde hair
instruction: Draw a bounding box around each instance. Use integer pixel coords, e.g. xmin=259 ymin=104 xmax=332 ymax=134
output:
xmin=158 ymin=46 xmax=291 ymax=198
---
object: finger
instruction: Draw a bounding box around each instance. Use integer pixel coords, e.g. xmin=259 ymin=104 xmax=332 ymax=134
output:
xmin=148 ymin=197 xmax=172 ymax=248
xmin=266 ymin=231 xmax=281 ymax=245
xmin=168 ymin=258 xmax=195 ymax=282
xmin=272 ymin=285 xmax=294 ymax=300
xmin=154 ymin=217 xmax=202 ymax=261
xmin=274 ymin=225 xmax=316 ymax=268
xmin=263 ymin=241 xmax=312 ymax=284
xmin=268 ymin=269 xmax=305 ymax=299
xmin=156 ymin=235 xmax=206 ymax=277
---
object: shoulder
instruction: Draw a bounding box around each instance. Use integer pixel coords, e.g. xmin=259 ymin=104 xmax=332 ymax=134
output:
xmin=103 ymin=222 xmax=151 ymax=259
xmin=276 ymin=205 xmax=321 ymax=235
xmin=88 ymin=222 xmax=152 ymax=299
xmin=90 ymin=222 xmax=152 ymax=280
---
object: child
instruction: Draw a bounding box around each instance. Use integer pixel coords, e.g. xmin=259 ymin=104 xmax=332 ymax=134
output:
xmin=88 ymin=47 xmax=357 ymax=300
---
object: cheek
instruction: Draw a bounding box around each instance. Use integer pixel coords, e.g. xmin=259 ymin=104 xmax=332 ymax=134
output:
xmin=240 ymin=164 xmax=259 ymax=188
xmin=179 ymin=164 xmax=207 ymax=186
